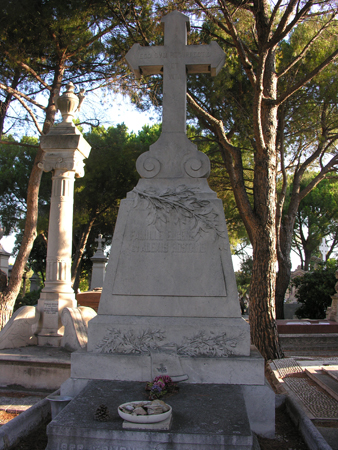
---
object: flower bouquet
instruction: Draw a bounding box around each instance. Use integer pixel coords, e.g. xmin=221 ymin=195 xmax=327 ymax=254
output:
xmin=145 ymin=375 xmax=178 ymax=400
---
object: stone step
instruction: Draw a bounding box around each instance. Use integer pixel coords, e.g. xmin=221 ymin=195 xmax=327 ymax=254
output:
xmin=279 ymin=333 xmax=338 ymax=356
xmin=0 ymin=346 xmax=71 ymax=390
xmin=323 ymin=368 xmax=338 ymax=382
xmin=305 ymin=368 xmax=338 ymax=402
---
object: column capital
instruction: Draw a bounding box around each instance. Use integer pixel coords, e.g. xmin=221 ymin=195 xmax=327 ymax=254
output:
xmin=40 ymin=130 xmax=91 ymax=178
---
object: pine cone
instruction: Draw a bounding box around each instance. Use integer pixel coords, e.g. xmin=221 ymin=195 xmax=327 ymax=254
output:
xmin=94 ymin=404 xmax=110 ymax=422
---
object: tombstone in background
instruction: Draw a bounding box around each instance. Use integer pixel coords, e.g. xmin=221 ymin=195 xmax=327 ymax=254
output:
xmin=327 ymin=268 xmax=338 ymax=322
xmin=29 ymin=272 xmax=42 ymax=292
xmin=90 ymin=234 xmax=107 ymax=290
xmin=0 ymin=226 xmax=11 ymax=277
xmin=36 ymin=82 xmax=91 ymax=346
xmin=59 ymin=12 xmax=274 ymax=443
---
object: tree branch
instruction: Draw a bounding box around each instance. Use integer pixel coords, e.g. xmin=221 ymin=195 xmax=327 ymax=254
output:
xmin=0 ymin=140 xmax=39 ymax=148
xmin=277 ymin=15 xmax=336 ymax=79
xmin=275 ymin=48 xmax=338 ymax=106
xmin=0 ymin=83 xmax=46 ymax=111
xmin=9 ymin=93 xmax=43 ymax=135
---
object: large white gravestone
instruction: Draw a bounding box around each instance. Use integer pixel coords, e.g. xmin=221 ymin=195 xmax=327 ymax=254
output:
xmin=67 ymin=11 xmax=264 ymax=388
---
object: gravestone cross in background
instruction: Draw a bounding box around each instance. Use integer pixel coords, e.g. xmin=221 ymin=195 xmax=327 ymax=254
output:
xmin=126 ymin=10 xmax=225 ymax=134
xmin=95 ymin=234 xmax=105 ymax=251
xmin=319 ymin=238 xmax=329 ymax=261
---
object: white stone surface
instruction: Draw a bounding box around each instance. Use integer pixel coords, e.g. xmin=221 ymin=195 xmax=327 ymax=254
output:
xmin=0 ymin=346 xmax=71 ymax=389
xmin=122 ymin=414 xmax=172 ymax=430
xmin=0 ymin=306 xmax=39 ymax=350
xmin=126 ymin=11 xmax=225 ymax=135
xmin=69 ymin=346 xmax=264 ymax=385
xmin=88 ymin=316 xmax=250 ymax=356
xmin=61 ymin=306 xmax=96 ymax=351
xmin=242 ymin=382 xmax=275 ymax=438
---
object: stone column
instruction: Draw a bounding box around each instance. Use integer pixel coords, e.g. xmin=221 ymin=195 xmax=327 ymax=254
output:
xmin=37 ymin=82 xmax=90 ymax=346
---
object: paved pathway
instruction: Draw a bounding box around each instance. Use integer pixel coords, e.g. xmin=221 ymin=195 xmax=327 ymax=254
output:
xmin=271 ymin=356 xmax=338 ymax=449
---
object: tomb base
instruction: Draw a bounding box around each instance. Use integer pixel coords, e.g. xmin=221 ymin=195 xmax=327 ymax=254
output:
xmin=65 ymin=345 xmax=264 ymax=388
xmin=47 ymin=380 xmax=274 ymax=450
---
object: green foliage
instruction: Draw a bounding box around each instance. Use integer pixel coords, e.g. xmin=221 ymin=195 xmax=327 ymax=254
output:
xmin=0 ymin=138 xmax=51 ymax=236
xmin=236 ymin=256 xmax=253 ymax=298
xmin=28 ymin=234 xmax=47 ymax=283
xmin=293 ymin=260 xmax=338 ymax=319
xmin=14 ymin=288 xmax=41 ymax=312
xmin=291 ymin=174 xmax=338 ymax=268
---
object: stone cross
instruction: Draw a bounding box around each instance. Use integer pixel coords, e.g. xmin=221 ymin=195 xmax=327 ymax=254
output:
xmin=95 ymin=234 xmax=105 ymax=251
xmin=319 ymin=238 xmax=329 ymax=261
xmin=126 ymin=11 xmax=225 ymax=134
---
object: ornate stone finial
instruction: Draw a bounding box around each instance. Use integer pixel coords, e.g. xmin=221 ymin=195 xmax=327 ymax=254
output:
xmin=56 ymin=82 xmax=85 ymax=123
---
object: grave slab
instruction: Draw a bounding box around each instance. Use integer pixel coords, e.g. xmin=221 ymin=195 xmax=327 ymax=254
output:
xmin=47 ymin=380 xmax=254 ymax=450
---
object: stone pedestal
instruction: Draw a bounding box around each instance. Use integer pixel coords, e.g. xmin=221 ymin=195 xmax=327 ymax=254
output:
xmin=90 ymin=234 xmax=107 ymax=290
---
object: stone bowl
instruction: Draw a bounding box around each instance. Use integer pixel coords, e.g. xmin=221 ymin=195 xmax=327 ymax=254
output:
xmin=118 ymin=401 xmax=172 ymax=423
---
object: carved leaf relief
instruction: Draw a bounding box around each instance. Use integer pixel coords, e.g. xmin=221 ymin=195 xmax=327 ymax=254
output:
xmin=132 ymin=185 xmax=226 ymax=241
xmin=95 ymin=328 xmax=239 ymax=358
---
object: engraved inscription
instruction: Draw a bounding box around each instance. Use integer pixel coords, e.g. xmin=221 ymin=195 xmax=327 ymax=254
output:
xmin=138 ymin=49 xmax=211 ymax=61
xmin=130 ymin=228 xmax=207 ymax=254
xmin=43 ymin=301 xmax=58 ymax=315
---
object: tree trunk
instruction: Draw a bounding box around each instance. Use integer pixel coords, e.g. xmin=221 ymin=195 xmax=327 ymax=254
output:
xmin=0 ymin=65 xmax=64 ymax=330
xmin=71 ymin=217 xmax=96 ymax=293
xmin=276 ymin=217 xmax=295 ymax=319
xmin=250 ymin=229 xmax=283 ymax=360
xmin=275 ymin=258 xmax=291 ymax=319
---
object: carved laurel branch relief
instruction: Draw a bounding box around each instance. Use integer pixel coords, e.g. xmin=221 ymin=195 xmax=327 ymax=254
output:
xmin=95 ymin=328 xmax=239 ymax=358
xmin=132 ymin=185 xmax=226 ymax=242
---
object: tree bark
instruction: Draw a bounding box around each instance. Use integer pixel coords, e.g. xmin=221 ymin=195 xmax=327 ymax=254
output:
xmin=250 ymin=228 xmax=283 ymax=360
xmin=275 ymin=257 xmax=291 ymax=319
xmin=0 ymin=65 xmax=64 ymax=330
